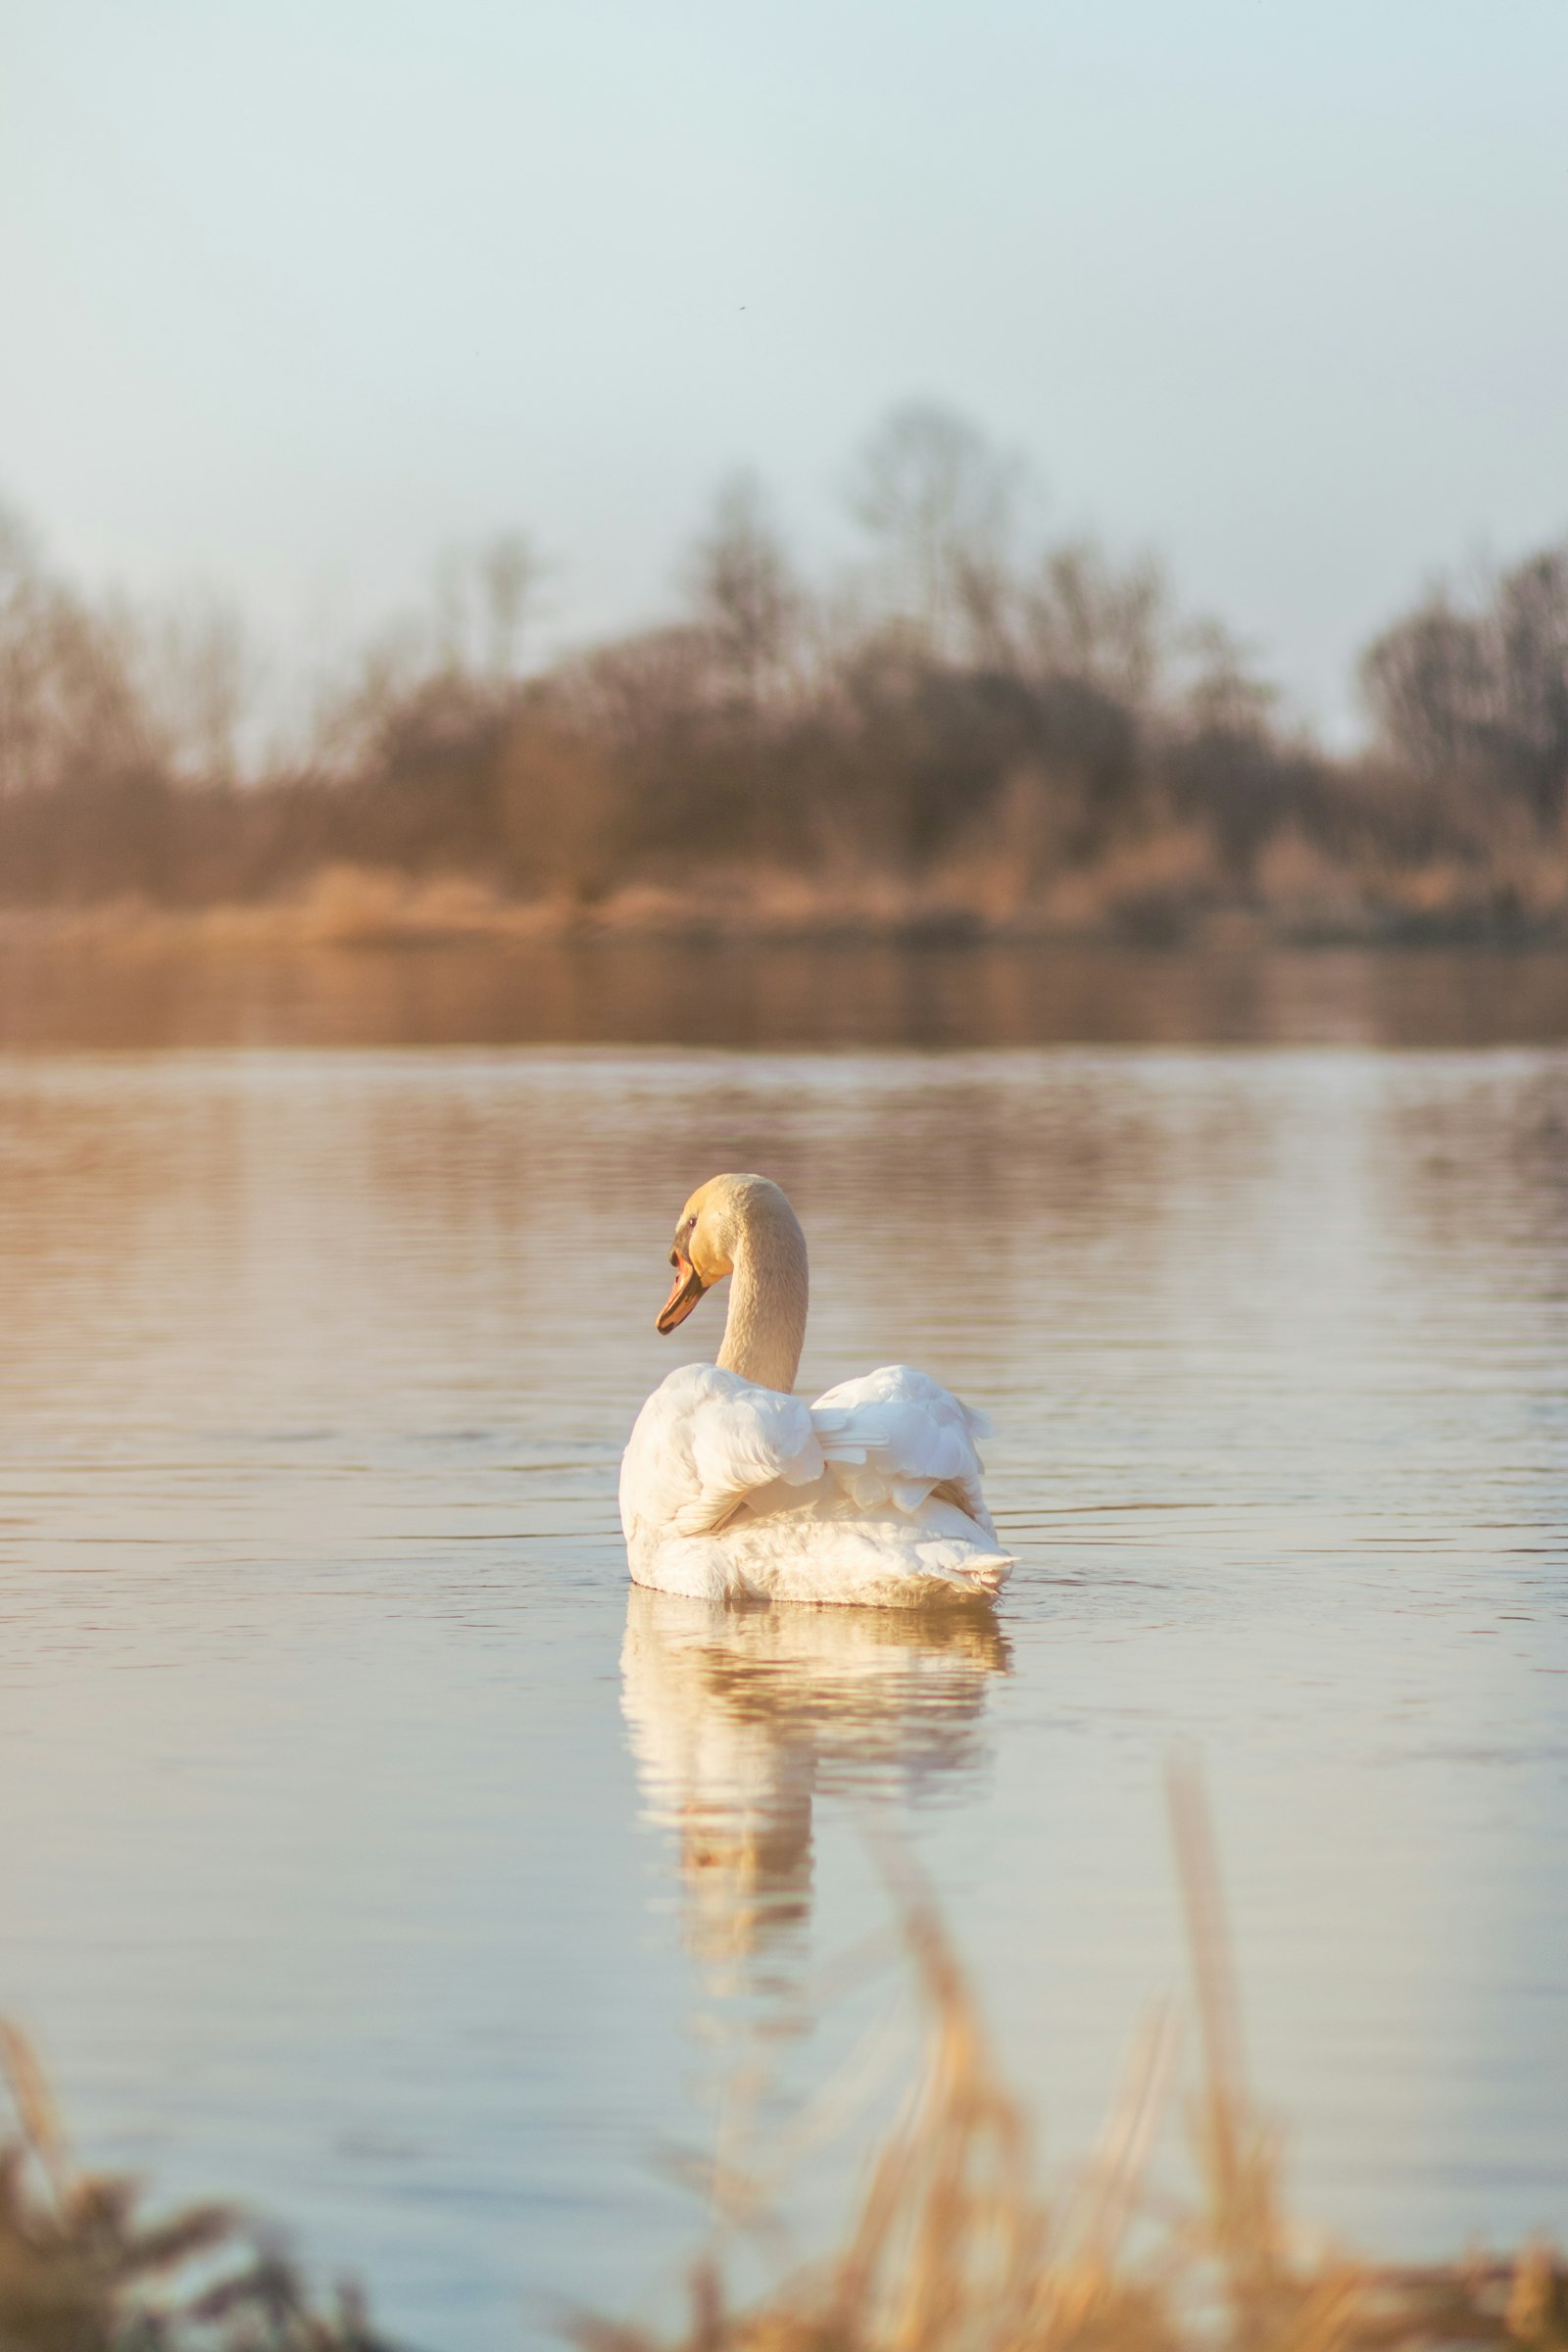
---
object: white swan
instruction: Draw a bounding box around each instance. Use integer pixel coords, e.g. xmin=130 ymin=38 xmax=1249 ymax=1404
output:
xmin=619 ymin=1173 xmax=1014 ymax=1607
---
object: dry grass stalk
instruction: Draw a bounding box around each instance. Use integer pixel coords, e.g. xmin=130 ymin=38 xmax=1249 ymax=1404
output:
xmin=583 ymin=1772 xmax=1566 ymax=2352
xmin=0 ymin=1783 xmax=1561 ymax=2352
xmin=0 ymin=2028 xmax=389 ymax=2352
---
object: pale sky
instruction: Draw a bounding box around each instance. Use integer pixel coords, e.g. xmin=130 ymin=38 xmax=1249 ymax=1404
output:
xmin=3 ymin=0 xmax=1566 ymax=741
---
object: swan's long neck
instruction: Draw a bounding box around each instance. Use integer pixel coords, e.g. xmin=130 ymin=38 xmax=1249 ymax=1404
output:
xmin=717 ymin=1200 xmax=808 ymax=1393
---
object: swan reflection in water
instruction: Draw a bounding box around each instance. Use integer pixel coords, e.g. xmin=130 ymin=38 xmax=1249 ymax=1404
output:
xmin=620 ymin=1588 xmax=1009 ymax=1991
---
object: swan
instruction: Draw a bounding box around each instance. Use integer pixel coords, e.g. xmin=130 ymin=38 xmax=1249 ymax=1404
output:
xmin=618 ymin=1173 xmax=1014 ymax=1607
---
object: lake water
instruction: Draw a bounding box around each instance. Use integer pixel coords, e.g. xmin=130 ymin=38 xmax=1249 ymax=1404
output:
xmin=0 ymin=944 xmax=1565 ymax=2346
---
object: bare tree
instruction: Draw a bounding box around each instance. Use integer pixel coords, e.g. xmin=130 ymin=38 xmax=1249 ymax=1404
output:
xmin=1362 ymin=543 xmax=1568 ymax=823
xmin=0 ymin=512 xmax=153 ymax=802
xmin=428 ymin=531 xmax=545 ymax=684
xmin=1361 ymin=591 xmax=1489 ymax=780
xmin=1179 ymin=619 xmax=1279 ymax=740
xmin=684 ymin=474 xmax=802 ymax=709
xmin=130 ymin=591 xmax=261 ymax=789
xmin=478 ymin=532 xmax=543 ymax=681
xmin=1021 ymin=541 xmax=1171 ymax=711
xmin=848 ymin=404 xmax=1028 ymax=663
xmin=1491 ymin=548 xmax=1568 ymax=821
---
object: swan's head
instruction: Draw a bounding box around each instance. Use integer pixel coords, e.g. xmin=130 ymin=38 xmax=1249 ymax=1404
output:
xmin=656 ymin=1172 xmax=798 ymax=1335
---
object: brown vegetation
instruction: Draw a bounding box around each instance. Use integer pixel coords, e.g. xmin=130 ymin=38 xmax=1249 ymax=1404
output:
xmin=0 ymin=2023 xmax=387 ymax=2352
xmin=579 ymin=1767 xmax=1568 ymax=2352
xmin=0 ymin=1771 xmax=1560 ymax=2352
xmin=3 ymin=414 xmax=1567 ymax=945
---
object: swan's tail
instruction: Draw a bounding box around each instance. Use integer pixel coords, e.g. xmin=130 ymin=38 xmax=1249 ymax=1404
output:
xmin=912 ymin=1535 xmax=1013 ymax=1600
xmin=959 ymin=1550 xmax=1013 ymax=1597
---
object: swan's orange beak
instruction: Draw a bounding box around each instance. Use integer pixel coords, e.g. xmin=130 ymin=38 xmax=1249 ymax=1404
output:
xmin=657 ymin=1251 xmax=707 ymax=1334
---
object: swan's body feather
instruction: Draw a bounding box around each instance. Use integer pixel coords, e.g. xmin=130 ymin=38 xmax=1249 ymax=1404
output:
xmin=625 ymin=1363 xmax=825 ymax=1541
xmin=621 ymin=1360 xmax=1012 ymax=1607
xmin=812 ymin=1364 xmax=992 ymax=1522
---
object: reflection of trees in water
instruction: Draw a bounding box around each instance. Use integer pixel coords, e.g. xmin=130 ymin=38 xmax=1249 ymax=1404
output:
xmin=0 ymin=1070 xmax=247 ymax=1392
xmin=619 ymin=1588 xmax=1007 ymax=1993
xmin=1382 ymin=1062 xmax=1568 ymax=1265
xmin=10 ymin=939 xmax=1567 ymax=1055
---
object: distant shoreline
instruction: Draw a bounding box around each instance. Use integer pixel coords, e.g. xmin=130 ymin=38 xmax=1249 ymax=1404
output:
xmin=5 ymin=863 xmax=1567 ymax=956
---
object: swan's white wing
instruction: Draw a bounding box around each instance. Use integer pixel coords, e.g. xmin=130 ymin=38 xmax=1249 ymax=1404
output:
xmin=810 ymin=1364 xmax=998 ymax=1533
xmin=620 ymin=1363 xmax=824 ymax=1545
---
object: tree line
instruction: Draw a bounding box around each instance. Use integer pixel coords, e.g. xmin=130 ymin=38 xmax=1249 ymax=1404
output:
xmin=3 ymin=407 xmax=1565 ymax=938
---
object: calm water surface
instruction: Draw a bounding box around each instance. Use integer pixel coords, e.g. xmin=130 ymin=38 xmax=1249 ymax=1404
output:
xmin=1 ymin=973 xmax=1566 ymax=2343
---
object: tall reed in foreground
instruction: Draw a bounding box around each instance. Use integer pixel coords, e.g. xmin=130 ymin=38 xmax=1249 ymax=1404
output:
xmin=0 ymin=2022 xmax=387 ymax=2352
xmin=1 ymin=1772 xmax=1561 ymax=2352
xmin=575 ymin=1766 xmax=1567 ymax=2352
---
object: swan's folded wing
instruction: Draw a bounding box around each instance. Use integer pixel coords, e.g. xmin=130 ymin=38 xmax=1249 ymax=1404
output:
xmin=620 ymin=1363 xmax=824 ymax=1543
xmin=810 ymin=1364 xmax=998 ymax=1532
